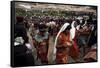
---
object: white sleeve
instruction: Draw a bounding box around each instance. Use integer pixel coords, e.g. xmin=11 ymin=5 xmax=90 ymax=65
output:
xmin=70 ymin=28 xmax=75 ymax=40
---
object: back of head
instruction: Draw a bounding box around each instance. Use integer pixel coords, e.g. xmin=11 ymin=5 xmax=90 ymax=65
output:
xmin=16 ymin=16 xmax=24 ymax=23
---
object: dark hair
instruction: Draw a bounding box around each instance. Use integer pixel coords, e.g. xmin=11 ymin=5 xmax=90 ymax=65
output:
xmin=16 ymin=16 xmax=24 ymax=23
xmin=39 ymin=24 xmax=47 ymax=29
xmin=65 ymin=25 xmax=71 ymax=30
xmin=39 ymin=24 xmax=47 ymax=32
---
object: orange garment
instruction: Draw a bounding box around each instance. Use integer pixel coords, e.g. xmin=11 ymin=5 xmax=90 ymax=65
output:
xmin=56 ymin=32 xmax=71 ymax=64
xmin=58 ymin=32 xmax=71 ymax=46
xmin=33 ymin=40 xmax=48 ymax=64
xmin=37 ymin=42 xmax=48 ymax=63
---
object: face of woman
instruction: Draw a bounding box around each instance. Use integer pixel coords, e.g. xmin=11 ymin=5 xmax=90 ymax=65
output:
xmin=64 ymin=30 xmax=69 ymax=35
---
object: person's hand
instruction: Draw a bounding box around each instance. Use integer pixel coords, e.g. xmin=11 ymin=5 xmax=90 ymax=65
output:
xmin=66 ymin=42 xmax=72 ymax=47
xmin=25 ymin=43 xmax=33 ymax=50
xmin=40 ymin=42 xmax=46 ymax=46
xmin=62 ymin=42 xmax=72 ymax=47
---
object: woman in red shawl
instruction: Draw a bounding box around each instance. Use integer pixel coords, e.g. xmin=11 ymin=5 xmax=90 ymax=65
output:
xmin=56 ymin=24 xmax=72 ymax=64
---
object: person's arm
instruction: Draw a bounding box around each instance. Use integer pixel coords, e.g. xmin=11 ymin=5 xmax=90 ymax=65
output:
xmin=64 ymin=41 xmax=72 ymax=47
xmin=58 ymin=34 xmax=72 ymax=47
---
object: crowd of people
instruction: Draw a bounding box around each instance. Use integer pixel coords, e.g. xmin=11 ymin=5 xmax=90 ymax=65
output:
xmin=14 ymin=14 xmax=97 ymax=66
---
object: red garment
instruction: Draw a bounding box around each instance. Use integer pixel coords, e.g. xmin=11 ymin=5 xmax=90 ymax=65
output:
xmin=69 ymin=29 xmax=79 ymax=59
xmin=33 ymin=40 xmax=48 ymax=63
xmin=84 ymin=49 xmax=97 ymax=62
xmin=37 ymin=43 xmax=48 ymax=63
xmin=56 ymin=32 xmax=71 ymax=64
xmin=56 ymin=47 xmax=69 ymax=64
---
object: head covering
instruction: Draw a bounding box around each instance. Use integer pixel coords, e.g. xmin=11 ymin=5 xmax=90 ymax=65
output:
xmin=70 ymin=21 xmax=76 ymax=40
xmin=53 ymin=23 xmax=70 ymax=60
xmin=64 ymin=24 xmax=71 ymax=31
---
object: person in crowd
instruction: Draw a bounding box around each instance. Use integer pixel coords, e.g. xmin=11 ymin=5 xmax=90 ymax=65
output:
xmin=77 ymin=16 xmax=94 ymax=56
xmin=14 ymin=16 xmax=28 ymax=43
xmin=69 ymin=21 xmax=80 ymax=62
xmin=33 ymin=23 xmax=49 ymax=64
xmin=83 ymin=17 xmax=97 ymax=60
xmin=55 ymin=23 xmax=72 ymax=64
xmin=83 ymin=44 xmax=97 ymax=62
xmin=14 ymin=16 xmax=34 ymax=66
